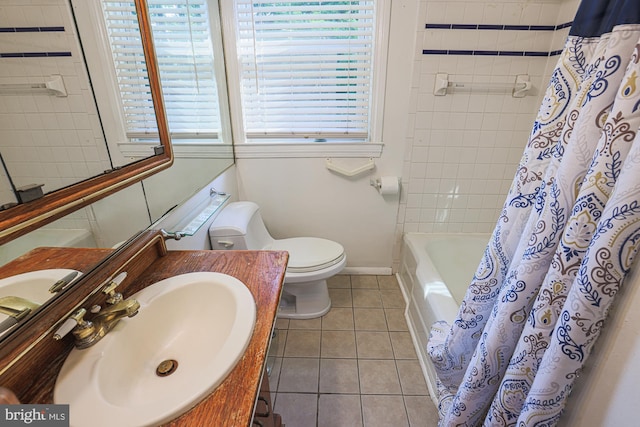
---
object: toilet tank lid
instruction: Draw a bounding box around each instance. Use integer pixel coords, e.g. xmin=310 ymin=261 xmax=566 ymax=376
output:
xmin=209 ymin=201 xmax=260 ymax=237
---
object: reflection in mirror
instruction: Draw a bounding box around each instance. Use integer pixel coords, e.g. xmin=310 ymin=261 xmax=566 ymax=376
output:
xmin=0 ymin=0 xmax=174 ymax=341
xmin=139 ymin=0 xmax=235 ymax=221
xmin=0 ymin=0 xmax=115 ymax=204
xmin=0 ymin=0 xmax=234 ymax=342
xmin=0 ymin=0 xmax=173 ymax=245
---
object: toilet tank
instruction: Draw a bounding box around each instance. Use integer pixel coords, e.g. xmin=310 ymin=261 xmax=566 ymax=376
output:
xmin=209 ymin=201 xmax=274 ymax=250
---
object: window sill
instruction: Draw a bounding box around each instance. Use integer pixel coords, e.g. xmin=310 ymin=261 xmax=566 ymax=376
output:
xmin=234 ymin=142 xmax=384 ymax=159
xmin=119 ymin=142 xmax=234 ymax=159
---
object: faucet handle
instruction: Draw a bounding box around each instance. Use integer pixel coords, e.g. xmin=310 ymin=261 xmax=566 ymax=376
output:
xmin=53 ymin=308 xmax=87 ymax=340
xmin=102 ymin=272 xmax=127 ymax=304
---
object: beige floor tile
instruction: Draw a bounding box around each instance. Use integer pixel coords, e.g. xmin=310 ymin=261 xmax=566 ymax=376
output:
xmin=377 ymin=275 xmax=400 ymax=290
xmin=318 ymin=394 xmax=363 ymax=427
xmin=396 ymin=360 xmax=428 ymax=395
xmin=380 ymin=289 xmax=405 ymax=308
xmin=274 ymin=393 xmax=318 ymax=427
xmin=278 ymin=358 xmax=319 ymax=393
xmin=267 ymin=357 xmax=283 ymax=395
xmin=354 ymin=308 xmax=388 ymax=331
xmin=322 ymin=307 xmax=355 ymax=330
xmin=321 ymin=330 xmax=357 ymax=358
xmin=352 ymin=289 xmax=383 ymax=308
xmin=352 ymin=275 xmax=379 ymax=289
xmin=272 ymin=329 xmax=288 ymax=357
xmin=390 ymin=331 xmax=418 ymax=359
xmin=384 ymin=308 xmax=409 ymax=331
xmin=319 ymin=358 xmax=360 ymax=394
xmin=358 ymin=360 xmax=402 ymax=395
xmin=404 ymin=395 xmax=439 ymax=427
xmin=275 ymin=318 xmax=290 ymax=330
xmin=361 ymin=395 xmax=409 ymax=427
xmin=329 ymin=288 xmax=353 ymax=307
xmin=284 ymin=330 xmax=321 ymax=357
xmin=289 ymin=317 xmax=322 ymax=330
xmin=328 ymin=275 xmax=351 ymax=288
xmin=356 ymin=331 xmax=394 ymax=359
xmin=273 ymin=275 xmax=435 ymax=427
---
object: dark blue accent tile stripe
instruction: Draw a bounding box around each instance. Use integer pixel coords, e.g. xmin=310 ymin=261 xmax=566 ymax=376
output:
xmin=474 ymin=50 xmax=500 ymax=56
xmin=524 ymin=51 xmax=550 ymax=57
xmin=504 ymin=25 xmax=530 ymax=31
xmin=422 ymin=49 xmax=448 ymax=55
xmin=0 ymin=26 xmax=65 ymax=33
xmin=499 ymin=51 xmax=525 ymax=57
xmin=425 ymin=21 xmax=573 ymax=31
xmin=422 ymin=49 xmax=559 ymax=57
xmin=451 ymin=24 xmax=477 ymax=30
xmin=530 ymin=25 xmax=556 ymax=31
xmin=0 ymin=51 xmax=72 ymax=58
xmin=448 ymin=50 xmax=474 ymax=55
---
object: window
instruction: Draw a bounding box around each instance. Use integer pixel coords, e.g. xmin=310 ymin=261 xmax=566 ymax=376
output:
xmin=95 ymin=0 xmax=386 ymax=153
xmin=102 ymin=0 xmax=226 ymax=143
xmin=229 ymin=1 xmax=381 ymax=143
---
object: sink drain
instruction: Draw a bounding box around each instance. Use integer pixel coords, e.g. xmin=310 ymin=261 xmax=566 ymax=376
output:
xmin=156 ymin=359 xmax=178 ymax=377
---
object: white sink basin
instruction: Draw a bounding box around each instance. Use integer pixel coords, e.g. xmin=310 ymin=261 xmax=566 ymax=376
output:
xmin=54 ymin=272 xmax=256 ymax=427
xmin=0 ymin=269 xmax=80 ymax=322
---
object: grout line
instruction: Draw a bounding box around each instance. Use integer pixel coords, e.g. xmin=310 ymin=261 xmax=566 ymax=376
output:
xmin=275 ymin=276 xmax=433 ymax=426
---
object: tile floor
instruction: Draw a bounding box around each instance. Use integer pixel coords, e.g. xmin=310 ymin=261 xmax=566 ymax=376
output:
xmin=268 ymin=275 xmax=439 ymax=427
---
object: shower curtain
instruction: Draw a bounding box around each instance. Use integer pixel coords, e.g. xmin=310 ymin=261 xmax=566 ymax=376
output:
xmin=427 ymin=1 xmax=640 ymax=426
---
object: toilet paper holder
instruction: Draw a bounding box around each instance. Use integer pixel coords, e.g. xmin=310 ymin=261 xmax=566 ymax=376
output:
xmin=370 ymin=178 xmax=383 ymax=190
xmin=370 ymin=176 xmax=400 ymax=195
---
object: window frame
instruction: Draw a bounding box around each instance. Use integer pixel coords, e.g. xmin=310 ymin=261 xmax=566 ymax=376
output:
xmin=220 ymin=0 xmax=390 ymax=158
xmin=73 ymin=0 xmax=233 ymax=162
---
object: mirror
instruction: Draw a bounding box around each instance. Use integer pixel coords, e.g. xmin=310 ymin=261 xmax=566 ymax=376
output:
xmin=0 ymin=0 xmax=173 ymax=246
xmin=0 ymin=0 xmax=235 ymax=341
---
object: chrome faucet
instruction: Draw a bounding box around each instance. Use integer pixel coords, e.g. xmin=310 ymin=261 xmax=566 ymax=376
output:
xmin=0 ymin=296 xmax=39 ymax=334
xmin=53 ymin=272 xmax=140 ymax=349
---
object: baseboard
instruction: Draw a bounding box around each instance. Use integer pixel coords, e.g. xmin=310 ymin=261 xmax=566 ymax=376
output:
xmin=340 ymin=267 xmax=393 ymax=275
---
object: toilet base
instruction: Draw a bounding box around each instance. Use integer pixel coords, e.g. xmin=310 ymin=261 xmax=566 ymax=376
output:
xmin=277 ymin=279 xmax=331 ymax=319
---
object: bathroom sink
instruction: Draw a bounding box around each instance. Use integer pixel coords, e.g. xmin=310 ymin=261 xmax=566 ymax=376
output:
xmin=54 ymin=272 xmax=256 ymax=427
xmin=0 ymin=269 xmax=80 ymax=322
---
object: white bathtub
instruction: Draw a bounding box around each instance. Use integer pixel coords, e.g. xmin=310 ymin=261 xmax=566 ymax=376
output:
xmin=0 ymin=228 xmax=97 ymax=265
xmin=398 ymin=232 xmax=490 ymax=403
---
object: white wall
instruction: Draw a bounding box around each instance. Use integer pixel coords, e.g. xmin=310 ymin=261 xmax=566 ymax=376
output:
xmin=235 ymin=0 xmax=420 ymax=273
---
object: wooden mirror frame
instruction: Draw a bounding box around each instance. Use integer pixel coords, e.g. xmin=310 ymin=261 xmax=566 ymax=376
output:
xmin=0 ymin=0 xmax=173 ymax=246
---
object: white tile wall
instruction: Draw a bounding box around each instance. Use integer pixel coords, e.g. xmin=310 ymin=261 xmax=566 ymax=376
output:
xmin=0 ymin=0 xmax=111 ymax=206
xmin=394 ymin=0 xmax=580 ymax=270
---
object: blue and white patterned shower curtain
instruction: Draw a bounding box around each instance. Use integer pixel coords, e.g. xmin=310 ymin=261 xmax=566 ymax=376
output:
xmin=427 ymin=1 xmax=640 ymax=425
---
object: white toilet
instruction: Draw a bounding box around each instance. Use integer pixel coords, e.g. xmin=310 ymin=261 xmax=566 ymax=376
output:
xmin=209 ymin=201 xmax=346 ymax=319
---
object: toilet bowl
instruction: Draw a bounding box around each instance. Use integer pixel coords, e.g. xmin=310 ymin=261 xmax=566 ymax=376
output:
xmin=209 ymin=201 xmax=346 ymax=319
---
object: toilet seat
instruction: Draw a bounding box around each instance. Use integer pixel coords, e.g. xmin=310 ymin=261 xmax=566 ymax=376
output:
xmin=209 ymin=200 xmax=346 ymax=318
xmin=267 ymin=237 xmax=345 ymax=273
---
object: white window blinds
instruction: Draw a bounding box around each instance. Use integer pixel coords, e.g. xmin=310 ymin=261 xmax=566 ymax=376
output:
xmin=102 ymin=0 xmax=221 ymax=142
xmin=233 ymin=1 xmax=376 ymax=142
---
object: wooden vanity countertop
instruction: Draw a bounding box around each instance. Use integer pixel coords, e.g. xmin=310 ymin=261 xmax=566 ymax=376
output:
xmin=0 ymin=244 xmax=287 ymax=427
xmin=136 ymin=249 xmax=288 ymax=427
